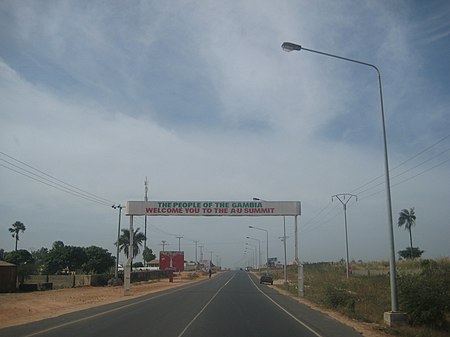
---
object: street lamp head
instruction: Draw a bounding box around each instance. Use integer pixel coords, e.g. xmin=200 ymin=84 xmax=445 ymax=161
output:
xmin=281 ymin=42 xmax=302 ymax=52
xmin=249 ymin=225 xmax=253 ymax=228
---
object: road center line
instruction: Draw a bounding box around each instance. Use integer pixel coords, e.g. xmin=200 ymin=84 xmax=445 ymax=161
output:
xmin=177 ymin=272 xmax=236 ymax=337
xmin=248 ymin=273 xmax=323 ymax=337
xmin=20 ymin=280 xmax=207 ymax=337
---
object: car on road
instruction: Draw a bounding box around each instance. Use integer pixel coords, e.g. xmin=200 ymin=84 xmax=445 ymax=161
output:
xmin=259 ymin=273 xmax=273 ymax=285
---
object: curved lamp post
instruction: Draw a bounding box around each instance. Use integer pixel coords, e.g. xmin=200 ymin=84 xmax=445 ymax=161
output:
xmin=245 ymin=243 xmax=257 ymax=269
xmin=246 ymin=236 xmax=261 ymax=269
xmin=249 ymin=225 xmax=269 ymax=269
xmin=281 ymin=42 xmax=403 ymax=324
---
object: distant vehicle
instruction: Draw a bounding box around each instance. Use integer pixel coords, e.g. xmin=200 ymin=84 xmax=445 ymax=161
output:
xmin=259 ymin=273 xmax=273 ymax=285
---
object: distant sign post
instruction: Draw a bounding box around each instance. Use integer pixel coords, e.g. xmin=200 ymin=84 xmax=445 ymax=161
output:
xmin=124 ymin=200 xmax=302 ymax=296
xmin=160 ymin=251 xmax=185 ymax=271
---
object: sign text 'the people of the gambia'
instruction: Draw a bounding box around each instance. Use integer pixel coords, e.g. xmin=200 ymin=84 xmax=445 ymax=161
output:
xmin=126 ymin=201 xmax=301 ymax=216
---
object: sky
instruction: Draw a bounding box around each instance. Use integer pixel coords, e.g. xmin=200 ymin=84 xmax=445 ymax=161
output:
xmin=1 ymin=0 xmax=449 ymax=268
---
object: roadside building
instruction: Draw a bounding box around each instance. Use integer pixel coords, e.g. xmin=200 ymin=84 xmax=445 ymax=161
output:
xmin=0 ymin=260 xmax=17 ymax=292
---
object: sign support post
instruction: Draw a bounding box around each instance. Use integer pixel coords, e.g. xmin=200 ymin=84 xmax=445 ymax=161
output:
xmin=124 ymin=200 xmax=301 ymax=295
xmin=295 ymin=215 xmax=304 ymax=296
xmin=124 ymin=215 xmax=133 ymax=295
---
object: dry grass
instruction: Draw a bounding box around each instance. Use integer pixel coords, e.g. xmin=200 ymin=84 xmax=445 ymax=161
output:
xmin=265 ymin=259 xmax=449 ymax=337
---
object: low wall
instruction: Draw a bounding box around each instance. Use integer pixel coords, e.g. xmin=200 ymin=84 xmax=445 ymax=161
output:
xmin=26 ymin=275 xmax=92 ymax=289
xmin=24 ymin=270 xmax=169 ymax=290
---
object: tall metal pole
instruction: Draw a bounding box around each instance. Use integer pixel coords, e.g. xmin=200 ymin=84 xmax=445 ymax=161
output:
xmin=246 ymin=236 xmax=261 ymax=269
xmin=281 ymin=42 xmax=400 ymax=315
xmin=332 ymin=194 xmax=357 ymax=278
xmin=194 ymin=240 xmax=199 ymax=270
xmin=124 ymin=215 xmax=133 ymax=294
xmin=249 ymin=225 xmax=269 ymax=270
xmin=246 ymin=243 xmax=257 ymax=269
xmin=112 ymin=204 xmax=123 ymax=279
xmin=144 ymin=177 xmax=148 ymax=250
xmin=161 ymin=240 xmax=166 ymax=252
xmin=283 ymin=216 xmax=288 ymax=284
xmin=199 ymin=245 xmax=204 ymax=262
xmin=295 ymin=215 xmax=304 ymax=296
xmin=176 ymin=236 xmax=183 ymax=252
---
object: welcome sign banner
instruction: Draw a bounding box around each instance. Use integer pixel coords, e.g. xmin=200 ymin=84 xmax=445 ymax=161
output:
xmin=126 ymin=200 xmax=301 ymax=216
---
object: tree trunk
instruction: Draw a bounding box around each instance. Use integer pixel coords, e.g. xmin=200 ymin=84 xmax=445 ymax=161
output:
xmin=408 ymin=228 xmax=413 ymax=258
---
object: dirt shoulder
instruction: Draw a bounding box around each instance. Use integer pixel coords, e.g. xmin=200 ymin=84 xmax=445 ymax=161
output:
xmin=0 ymin=272 xmax=211 ymax=329
xmin=269 ymin=280 xmax=392 ymax=337
xmin=1 ymin=271 xmax=393 ymax=336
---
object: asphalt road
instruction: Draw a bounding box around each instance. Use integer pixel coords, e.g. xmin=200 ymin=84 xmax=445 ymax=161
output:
xmin=0 ymin=271 xmax=363 ymax=337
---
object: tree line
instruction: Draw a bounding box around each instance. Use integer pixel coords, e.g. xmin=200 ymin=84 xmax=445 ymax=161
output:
xmin=1 ymin=241 xmax=116 ymax=281
xmin=2 ymin=221 xmax=157 ymax=282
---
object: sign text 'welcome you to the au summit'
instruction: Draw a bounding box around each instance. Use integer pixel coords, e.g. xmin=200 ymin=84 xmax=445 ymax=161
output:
xmin=126 ymin=201 xmax=301 ymax=216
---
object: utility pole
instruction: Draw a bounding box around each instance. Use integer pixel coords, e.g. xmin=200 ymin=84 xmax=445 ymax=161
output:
xmin=161 ymin=240 xmax=167 ymax=252
xmin=176 ymin=235 xmax=184 ymax=252
xmin=199 ymin=245 xmax=204 ymax=262
xmin=332 ymin=193 xmax=357 ymax=279
xmin=194 ymin=240 xmax=199 ymax=270
xmin=112 ymin=204 xmax=124 ymax=279
xmin=144 ymin=177 xmax=148 ymax=250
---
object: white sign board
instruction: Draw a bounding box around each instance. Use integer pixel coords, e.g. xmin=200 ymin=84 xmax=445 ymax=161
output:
xmin=126 ymin=201 xmax=301 ymax=216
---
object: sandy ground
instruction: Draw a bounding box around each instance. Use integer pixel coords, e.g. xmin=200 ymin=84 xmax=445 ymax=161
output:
xmin=1 ymin=272 xmax=392 ymax=337
xmin=0 ymin=272 xmax=210 ymax=329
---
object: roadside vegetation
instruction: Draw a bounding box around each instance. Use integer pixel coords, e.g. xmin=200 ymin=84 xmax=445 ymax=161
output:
xmin=268 ymin=259 xmax=449 ymax=337
xmin=1 ymin=220 xmax=160 ymax=286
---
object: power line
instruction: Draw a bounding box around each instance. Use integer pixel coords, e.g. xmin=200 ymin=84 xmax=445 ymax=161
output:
xmin=350 ymin=133 xmax=450 ymax=196
xmin=297 ymin=135 xmax=449 ymax=235
xmin=0 ymin=151 xmax=117 ymax=207
xmin=0 ymin=163 xmax=112 ymax=207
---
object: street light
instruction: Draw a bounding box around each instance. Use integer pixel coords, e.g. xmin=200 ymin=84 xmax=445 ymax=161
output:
xmin=253 ymin=197 xmax=290 ymax=284
xmin=112 ymin=204 xmax=124 ymax=280
xmin=245 ymin=243 xmax=257 ymax=269
xmin=249 ymin=225 xmax=269 ymax=269
xmin=246 ymin=236 xmax=261 ymax=269
xmin=282 ymin=41 xmax=403 ymax=323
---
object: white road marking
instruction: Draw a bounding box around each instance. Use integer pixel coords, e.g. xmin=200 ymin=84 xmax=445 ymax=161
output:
xmin=20 ymin=280 xmax=208 ymax=337
xmin=177 ymin=273 xmax=236 ymax=337
xmin=249 ymin=273 xmax=324 ymax=337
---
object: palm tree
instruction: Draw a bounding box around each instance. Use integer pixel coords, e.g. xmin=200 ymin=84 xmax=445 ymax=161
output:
xmin=116 ymin=227 xmax=146 ymax=261
xmin=397 ymin=208 xmax=416 ymax=258
xmin=9 ymin=221 xmax=26 ymax=251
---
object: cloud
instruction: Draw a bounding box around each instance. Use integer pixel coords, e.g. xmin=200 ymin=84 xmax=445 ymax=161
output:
xmin=1 ymin=1 xmax=449 ymax=264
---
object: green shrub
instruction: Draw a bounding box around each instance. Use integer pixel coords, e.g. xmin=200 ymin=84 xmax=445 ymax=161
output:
xmin=324 ymin=285 xmax=355 ymax=312
xmin=91 ymin=273 xmax=112 ymax=286
xmin=398 ymin=261 xmax=449 ymax=328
